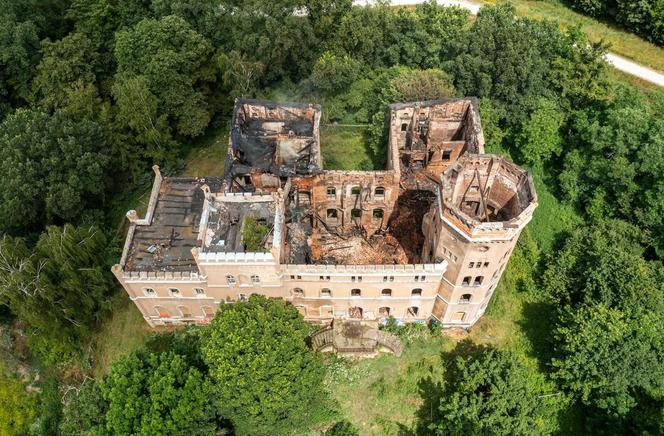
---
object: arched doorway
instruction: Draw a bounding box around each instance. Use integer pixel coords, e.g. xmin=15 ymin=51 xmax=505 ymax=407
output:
xmin=348 ymin=306 xmax=363 ymax=319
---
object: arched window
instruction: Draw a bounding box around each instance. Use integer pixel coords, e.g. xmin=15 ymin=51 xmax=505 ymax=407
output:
xmin=411 ymin=288 xmax=422 ymax=297
xmin=226 ymin=275 xmax=236 ymax=284
xmin=373 ymin=209 xmax=384 ymax=219
xmin=193 ymin=287 xmax=205 ymax=295
xmin=459 ymin=294 xmax=472 ymax=304
xmin=351 ymin=288 xmax=361 ymax=297
xmin=381 ymin=289 xmax=392 ymax=297
xmin=292 ymin=288 xmax=304 ymax=297
xmin=168 ymin=288 xmax=180 ymax=297
xmin=474 ymin=276 xmax=484 ymax=286
xmin=374 ymin=187 xmax=385 ymax=197
xmin=401 ymin=122 xmax=408 ymax=132
xmin=349 ymin=306 xmax=363 ymax=319
xmin=143 ymin=288 xmax=155 ymax=296
xmin=155 ymin=306 xmax=170 ymax=318
xmin=320 ymin=288 xmax=332 ymax=297
xmin=407 ymin=306 xmax=419 ymax=317
xmin=378 ymin=307 xmax=391 ymax=317
xmin=202 ymin=306 xmax=215 ymax=318
xmin=178 ymin=306 xmax=191 ymax=318
xmin=462 ymin=276 xmax=471 ymax=286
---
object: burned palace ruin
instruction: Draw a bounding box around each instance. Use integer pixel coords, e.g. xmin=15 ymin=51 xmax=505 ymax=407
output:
xmin=113 ymin=98 xmax=537 ymax=329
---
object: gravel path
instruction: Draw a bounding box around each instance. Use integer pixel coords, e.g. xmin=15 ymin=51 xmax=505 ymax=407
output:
xmin=353 ymin=0 xmax=664 ymax=88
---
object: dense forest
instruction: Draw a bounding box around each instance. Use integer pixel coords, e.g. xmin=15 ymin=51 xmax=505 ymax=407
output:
xmin=567 ymin=0 xmax=664 ymax=45
xmin=0 ymin=0 xmax=663 ymax=434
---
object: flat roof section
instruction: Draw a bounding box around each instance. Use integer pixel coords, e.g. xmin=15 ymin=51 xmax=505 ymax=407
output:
xmin=124 ymin=177 xmax=222 ymax=273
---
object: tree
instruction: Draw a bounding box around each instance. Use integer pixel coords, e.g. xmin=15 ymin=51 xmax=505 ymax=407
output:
xmin=59 ymin=381 xmax=106 ymax=435
xmin=432 ymin=346 xmax=563 ymax=435
xmin=311 ymin=51 xmax=362 ymax=96
xmin=514 ymin=97 xmax=564 ymax=166
xmin=543 ymin=220 xmax=663 ymax=313
xmin=0 ymin=7 xmax=40 ymax=118
xmin=32 ymin=33 xmax=99 ymax=113
xmin=100 ymin=351 xmax=221 ymax=435
xmin=114 ymin=15 xmax=214 ymax=138
xmin=217 ymin=50 xmax=266 ymax=100
xmin=388 ymin=68 xmax=454 ymax=102
xmin=0 ymin=363 xmax=37 ymax=436
xmin=202 ymin=295 xmax=331 ymax=435
xmin=0 ymin=109 xmax=109 ymax=234
xmin=0 ymin=225 xmax=114 ymax=361
xmin=551 ymin=304 xmax=664 ymax=424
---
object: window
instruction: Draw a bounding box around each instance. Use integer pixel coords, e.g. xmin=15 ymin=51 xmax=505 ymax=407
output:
xmin=243 ymin=175 xmax=252 ymax=185
xmin=415 ymin=276 xmax=419 ymax=282
xmin=407 ymin=306 xmax=419 ymax=317
xmin=381 ymin=289 xmax=392 ymax=297
xmin=375 ymin=187 xmax=385 ymax=197
xmin=390 ymin=276 xmax=394 ymax=282
xmin=290 ymin=275 xmax=295 ymax=280
xmin=326 ymin=208 xmax=338 ymax=219
xmin=193 ymin=287 xmax=205 ymax=295
xmin=383 ymin=276 xmax=388 ymax=282
xmin=451 ymin=312 xmax=466 ymax=322
xmin=420 ymin=275 xmax=426 ymax=282
xmin=372 ymin=209 xmax=384 ymax=219
xmin=351 ymin=289 xmax=361 ymax=297
xmin=319 ymin=276 xmax=325 ymax=281
xmin=325 ymin=276 xmax=330 ymax=281
xmin=349 ymin=306 xmax=363 ymax=319
xmin=202 ymin=306 xmax=215 ymax=318
xmin=169 ymin=288 xmax=181 ymax=297
xmin=321 ymin=288 xmax=332 ymax=297
xmin=351 ymin=186 xmax=361 ymax=195
xmin=351 ymin=276 xmax=356 ymax=282
xmin=468 ymin=262 xmax=475 ymax=268
xmin=178 ymin=306 xmax=191 ymax=318
xmin=351 ymin=208 xmax=362 ymax=218
xmin=251 ymin=275 xmax=260 ymax=283
xmin=292 ymin=288 xmax=304 ymax=297
xmin=297 ymin=275 xmax=302 ymax=280
xmin=379 ymin=307 xmax=391 ymax=317
xmin=462 ymin=276 xmax=471 ymax=286
xmin=474 ymin=276 xmax=484 ymax=286
xmin=483 ymin=262 xmax=490 ymax=268
xmin=155 ymin=306 xmax=170 ymax=318
xmin=226 ymin=275 xmax=236 ymax=284
xmin=442 ymin=150 xmax=452 ymax=161
xmin=411 ymin=288 xmax=422 ymax=297
xmin=238 ymin=293 xmax=248 ymax=301
xmin=459 ymin=294 xmax=472 ymax=304
xmin=143 ymin=288 xmax=155 ymax=296
xmin=401 ymin=122 xmax=408 ymax=131
xmin=327 ymin=187 xmax=336 ymax=197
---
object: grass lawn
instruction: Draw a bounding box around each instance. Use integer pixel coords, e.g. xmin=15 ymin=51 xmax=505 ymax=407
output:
xmin=478 ymin=0 xmax=664 ymax=73
xmin=90 ymin=292 xmax=153 ymax=378
xmin=320 ymin=125 xmax=374 ymax=170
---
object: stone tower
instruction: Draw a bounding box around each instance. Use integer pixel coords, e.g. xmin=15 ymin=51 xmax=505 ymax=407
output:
xmin=422 ymin=154 xmax=538 ymax=327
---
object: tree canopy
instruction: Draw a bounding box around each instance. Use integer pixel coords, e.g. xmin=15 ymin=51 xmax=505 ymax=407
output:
xmin=202 ymin=295 xmax=331 ymax=435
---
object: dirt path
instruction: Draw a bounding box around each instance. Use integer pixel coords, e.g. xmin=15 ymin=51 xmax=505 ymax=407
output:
xmin=353 ymin=0 xmax=664 ymax=88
